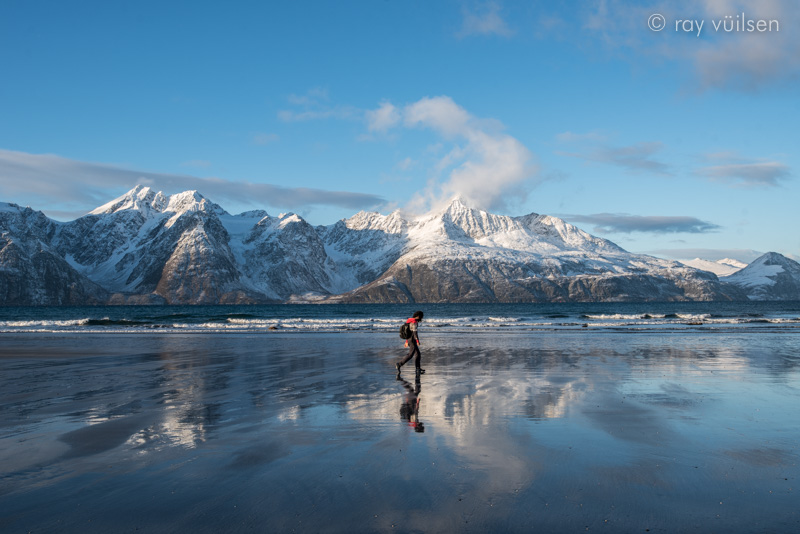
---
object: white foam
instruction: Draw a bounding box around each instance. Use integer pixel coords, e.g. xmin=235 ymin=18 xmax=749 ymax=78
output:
xmin=0 ymin=319 xmax=90 ymax=327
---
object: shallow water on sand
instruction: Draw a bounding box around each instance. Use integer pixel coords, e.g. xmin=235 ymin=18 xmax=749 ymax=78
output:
xmin=1 ymin=332 xmax=799 ymax=532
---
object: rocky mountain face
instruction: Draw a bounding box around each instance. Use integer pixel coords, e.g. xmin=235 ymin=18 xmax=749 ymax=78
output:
xmin=721 ymin=252 xmax=800 ymax=300
xmin=0 ymin=203 xmax=108 ymax=305
xmin=0 ymin=186 xmax=787 ymax=305
xmin=53 ymin=187 xmax=256 ymax=304
xmin=332 ymin=199 xmax=739 ymax=303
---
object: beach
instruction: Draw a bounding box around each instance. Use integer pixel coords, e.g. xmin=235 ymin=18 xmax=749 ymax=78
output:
xmin=1 ymin=330 xmax=798 ymax=533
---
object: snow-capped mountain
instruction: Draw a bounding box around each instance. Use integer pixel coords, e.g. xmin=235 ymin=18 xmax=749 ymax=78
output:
xmin=0 ymin=202 xmax=108 ymax=305
xmin=331 ymin=198 xmax=735 ymax=302
xmin=0 ymin=187 xmax=762 ymax=304
xmin=721 ymin=252 xmax=800 ymax=300
xmin=53 ymin=186 xmax=250 ymax=304
xmin=52 ymin=185 xmax=356 ymax=303
xmin=679 ymin=257 xmax=746 ymax=277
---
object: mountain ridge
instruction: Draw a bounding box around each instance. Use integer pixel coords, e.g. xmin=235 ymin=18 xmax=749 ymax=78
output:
xmin=720 ymin=252 xmax=800 ymax=300
xmin=1 ymin=187 xmax=795 ymax=305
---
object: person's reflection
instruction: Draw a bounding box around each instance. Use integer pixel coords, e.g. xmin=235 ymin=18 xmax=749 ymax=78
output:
xmin=397 ymin=375 xmax=424 ymax=433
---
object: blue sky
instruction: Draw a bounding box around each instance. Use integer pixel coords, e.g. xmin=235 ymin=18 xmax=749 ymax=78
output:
xmin=1 ymin=0 xmax=798 ymax=262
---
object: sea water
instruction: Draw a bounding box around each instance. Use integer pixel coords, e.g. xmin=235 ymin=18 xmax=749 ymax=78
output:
xmin=1 ymin=303 xmax=799 ymax=531
xmin=1 ymin=301 xmax=799 ymax=334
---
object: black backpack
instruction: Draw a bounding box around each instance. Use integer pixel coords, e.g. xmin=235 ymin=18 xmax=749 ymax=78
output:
xmin=399 ymin=322 xmax=412 ymax=339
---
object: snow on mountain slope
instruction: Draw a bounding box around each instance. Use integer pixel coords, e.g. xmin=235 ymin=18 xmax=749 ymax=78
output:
xmin=90 ymin=185 xmax=226 ymax=220
xmin=721 ymin=252 xmax=800 ymax=300
xmin=1 ymin=188 xmax=756 ymax=304
xmin=319 ymin=209 xmax=408 ymax=287
xmin=1 ymin=202 xmax=108 ymax=304
xmin=680 ymin=258 xmax=746 ymax=277
xmin=59 ymin=186 xmax=355 ymax=301
xmin=332 ymin=198 xmax=730 ymax=303
xmin=393 ymin=198 xmax=683 ymax=276
xmin=223 ymin=211 xmax=346 ymax=300
xmin=55 ymin=186 xmax=257 ymax=303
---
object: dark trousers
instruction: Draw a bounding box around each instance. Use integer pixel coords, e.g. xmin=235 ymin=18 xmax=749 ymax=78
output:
xmin=399 ymin=338 xmax=421 ymax=369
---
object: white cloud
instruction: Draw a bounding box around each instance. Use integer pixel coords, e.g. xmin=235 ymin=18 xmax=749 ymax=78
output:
xmin=0 ymin=149 xmax=383 ymax=220
xmin=458 ymin=2 xmax=515 ymax=38
xmin=403 ymin=96 xmax=472 ymax=138
xmin=366 ymin=102 xmax=401 ymax=132
xmin=366 ymin=96 xmax=537 ymax=212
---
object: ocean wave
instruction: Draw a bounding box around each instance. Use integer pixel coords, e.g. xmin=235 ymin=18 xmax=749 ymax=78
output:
xmin=582 ymin=314 xmax=650 ymax=320
xmin=2 ymin=307 xmax=799 ymax=334
xmin=84 ymin=318 xmax=155 ymax=326
xmin=676 ymin=313 xmax=712 ymax=320
xmin=0 ymin=319 xmax=91 ymax=327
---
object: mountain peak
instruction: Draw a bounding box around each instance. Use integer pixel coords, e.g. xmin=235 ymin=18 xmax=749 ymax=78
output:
xmin=753 ymin=251 xmax=791 ymax=265
xmin=165 ymin=189 xmax=226 ymax=215
xmin=442 ymin=195 xmax=479 ymax=215
xmin=427 ymin=196 xmax=517 ymax=241
xmin=90 ymin=185 xmax=164 ymax=215
xmin=89 ymin=187 xmax=226 ymax=217
xmin=722 ymin=251 xmax=800 ymax=299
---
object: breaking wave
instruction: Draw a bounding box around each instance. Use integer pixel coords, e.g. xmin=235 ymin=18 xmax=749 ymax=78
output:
xmin=1 ymin=303 xmax=798 ymax=334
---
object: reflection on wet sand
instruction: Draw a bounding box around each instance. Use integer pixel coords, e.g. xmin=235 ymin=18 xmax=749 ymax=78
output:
xmin=397 ymin=375 xmax=423 ymax=432
xmin=0 ymin=332 xmax=799 ymax=532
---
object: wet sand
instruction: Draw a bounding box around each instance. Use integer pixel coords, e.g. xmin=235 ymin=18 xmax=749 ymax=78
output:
xmin=1 ymin=331 xmax=798 ymax=532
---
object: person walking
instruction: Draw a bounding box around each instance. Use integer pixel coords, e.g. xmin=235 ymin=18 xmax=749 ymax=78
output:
xmin=396 ymin=311 xmax=425 ymax=375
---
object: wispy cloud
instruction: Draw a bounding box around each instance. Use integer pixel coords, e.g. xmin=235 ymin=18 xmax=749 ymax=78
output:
xmin=286 ymin=87 xmax=329 ymax=106
xmin=581 ymin=0 xmax=800 ymax=92
xmin=695 ymin=152 xmax=790 ymax=187
xmin=277 ymin=108 xmax=357 ymax=122
xmin=0 ymin=149 xmax=383 ymax=220
xmin=252 ymin=132 xmax=279 ymax=145
xmin=564 ymin=213 xmax=720 ymax=234
xmin=457 ymin=1 xmax=515 ymax=38
xmin=395 ymin=157 xmax=416 ymax=171
xmin=557 ymin=134 xmax=671 ymax=175
xmin=690 ymin=0 xmax=799 ymax=91
xmin=278 ymin=88 xmax=359 ymax=122
xmin=366 ymin=96 xmax=538 ymax=212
